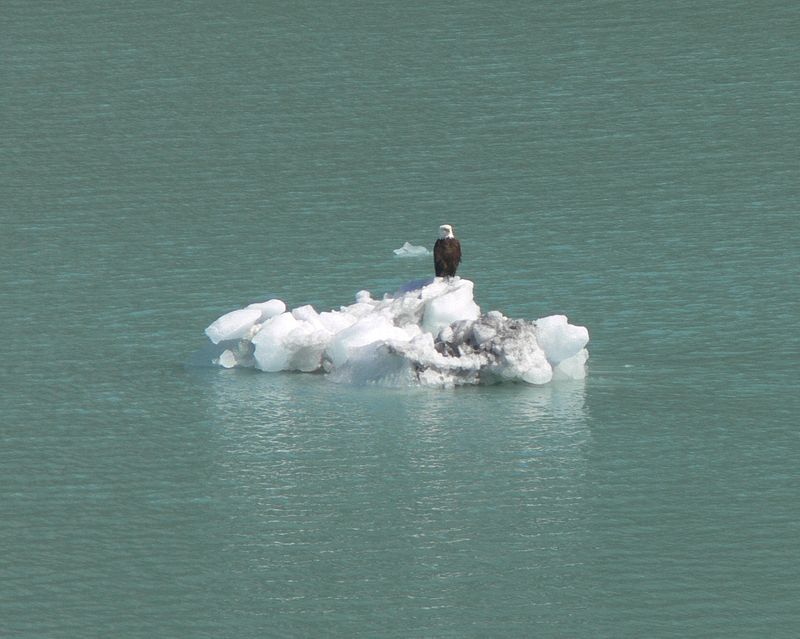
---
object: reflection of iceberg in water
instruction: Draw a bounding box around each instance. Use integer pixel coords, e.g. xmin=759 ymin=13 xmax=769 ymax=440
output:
xmin=202 ymin=278 xmax=589 ymax=388
xmin=202 ymin=369 xmax=301 ymax=431
xmin=501 ymin=379 xmax=588 ymax=423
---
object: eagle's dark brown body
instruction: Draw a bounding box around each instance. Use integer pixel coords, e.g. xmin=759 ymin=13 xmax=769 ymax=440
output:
xmin=434 ymin=237 xmax=461 ymax=277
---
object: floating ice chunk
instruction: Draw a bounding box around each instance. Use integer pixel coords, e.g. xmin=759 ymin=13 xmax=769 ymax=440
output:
xmin=252 ymin=311 xmax=331 ymax=373
xmin=535 ymin=315 xmax=590 ymax=365
xmin=252 ymin=312 xmax=299 ymax=371
xmin=503 ymin=338 xmax=553 ymax=385
xmin=421 ymin=277 xmax=480 ymax=336
xmin=246 ymin=299 xmax=286 ymax=321
xmin=391 ymin=331 xmax=486 ymax=385
xmin=393 ymin=241 xmax=431 ymax=257
xmin=327 ymin=315 xmax=411 ymax=369
xmin=205 ymin=308 xmax=262 ymax=344
xmin=286 ymin=322 xmax=330 ymax=372
xmin=217 ymin=349 xmax=237 ymax=368
xmin=211 ymin=340 xmax=255 ymax=369
xmin=553 ymin=348 xmax=589 ymax=380
xmin=439 ymin=314 xmax=553 ymax=385
xmin=203 ymin=278 xmax=589 ymax=386
xmin=329 ymin=342 xmax=416 ymax=386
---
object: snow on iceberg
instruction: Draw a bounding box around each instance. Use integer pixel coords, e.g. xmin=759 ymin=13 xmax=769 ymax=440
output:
xmin=203 ymin=278 xmax=589 ymax=387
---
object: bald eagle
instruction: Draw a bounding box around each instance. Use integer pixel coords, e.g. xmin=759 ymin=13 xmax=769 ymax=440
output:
xmin=433 ymin=224 xmax=461 ymax=278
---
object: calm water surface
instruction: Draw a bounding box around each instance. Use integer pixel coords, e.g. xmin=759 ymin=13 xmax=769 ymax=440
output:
xmin=2 ymin=1 xmax=798 ymax=637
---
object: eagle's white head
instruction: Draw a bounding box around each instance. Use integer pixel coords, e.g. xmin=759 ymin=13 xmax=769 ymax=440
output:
xmin=438 ymin=224 xmax=455 ymax=240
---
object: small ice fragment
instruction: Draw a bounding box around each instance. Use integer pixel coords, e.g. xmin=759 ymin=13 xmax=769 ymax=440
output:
xmin=393 ymin=241 xmax=430 ymax=257
xmin=218 ymin=349 xmax=237 ymax=368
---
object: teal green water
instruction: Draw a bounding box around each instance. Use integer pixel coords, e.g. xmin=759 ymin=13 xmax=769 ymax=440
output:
xmin=3 ymin=1 xmax=798 ymax=637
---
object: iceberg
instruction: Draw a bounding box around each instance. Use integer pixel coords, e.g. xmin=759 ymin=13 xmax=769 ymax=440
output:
xmin=203 ymin=278 xmax=589 ymax=388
